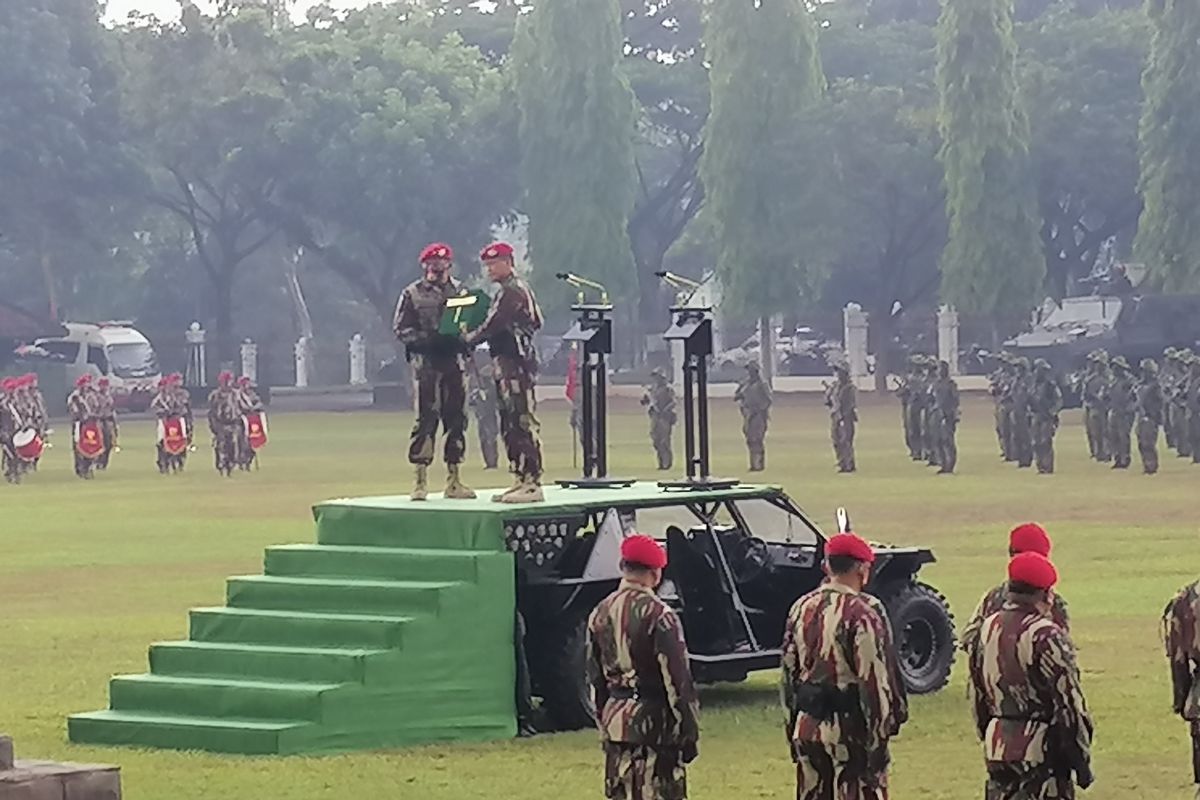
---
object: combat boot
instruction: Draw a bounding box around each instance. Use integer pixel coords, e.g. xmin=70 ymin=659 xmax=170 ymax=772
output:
xmin=492 ymin=476 xmax=522 ymax=502
xmin=500 ymin=478 xmax=544 ymax=504
xmin=411 ymin=464 xmax=429 ymax=501
xmin=444 ymin=464 xmax=477 ymax=500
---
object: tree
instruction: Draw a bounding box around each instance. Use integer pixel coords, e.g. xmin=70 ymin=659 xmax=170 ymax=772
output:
xmin=512 ymin=0 xmax=638 ymax=314
xmin=699 ymin=0 xmax=824 ymax=376
xmin=1134 ymin=0 xmax=1200 ymax=291
xmin=936 ymin=0 xmax=1043 ymax=326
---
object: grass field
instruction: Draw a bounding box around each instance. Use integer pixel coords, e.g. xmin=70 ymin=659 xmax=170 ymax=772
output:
xmin=2 ymin=395 xmax=1197 ymax=799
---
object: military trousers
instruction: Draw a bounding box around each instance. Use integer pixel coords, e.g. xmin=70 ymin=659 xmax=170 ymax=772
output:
xmin=1032 ymin=416 xmax=1057 ymax=474
xmin=494 ymin=356 xmax=543 ymax=481
xmin=408 ymin=356 xmax=468 ymax=467
xmin=985 ymin=761 xmax=1075 ymax=800
xmin=998 ymin=405 xmax=1015 ymax=461
xmin=1191 ymin=720 xmax=1200 ymax=786
xmin=650 ymin=418 xmax=673 ymax=470
xmin=934 ymin=415 xmax=957 ymax=473
xmin=794 ymin=741 xmax=887 ymax=800
xmin=1084 ymin=407 xmax=1109 ymax=461
xmin=905 ymin=405 xmax=921 ymax=459
xmin=211 ymin=423 xmax=239 ymax=476
xmin=1010 ymin=414 xmax=1033 ymax=468
xmin=1189 ymin=412 xmax=1200 ymax=464
xmin=1136 ymin=418 xmax=1160 ymax=474
xmin=603 ymin=743 xmax=688 ymax=800
xmin=831 ymin=417 xmax=856 ymax=473
xmin=1174 ymin=403 xmax=1192 ymax=457
xmin=743 ymin=411 xmax=768 ymax=471
xmin=1109 ymin=413 xmax=1134 ymax=468
xmin=99 ymin=419 xmax=118 ymax=469
xmin=1165 ymin=404 xmax=1178 ymax=448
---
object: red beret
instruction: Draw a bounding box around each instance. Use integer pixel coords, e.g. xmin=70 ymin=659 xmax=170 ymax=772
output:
xmin=620 ymin=534 xmax=667 ymax=570
xmin=1 ymin=378 xmax=16 ymax=392
xmin=826 ymin=532 xmax=875 ymax=564
xmin=1008 ymin=552 xmax=1058 ymax=590
xmin=480 ymin=242 xmax=514 ymax=261
xmin=218 ymin=370 xmax=234 ymax=385
xmin=97 ymin=377 xmax=110 ymax=387
xmin=1009 ymin=523 xmax=1051 ymax=556
xmin=420 ymin=243 xmax=453 ymax=263
xmin=75 ymin=374 xmax=92 ymax=388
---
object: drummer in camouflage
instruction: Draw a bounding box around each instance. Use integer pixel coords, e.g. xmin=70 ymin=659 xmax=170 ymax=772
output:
xmin=586 ymin=534 xmax=700 ymax=800
xmin=781 ymin=532 xmax=907 ymax=800
xmin=1163 ymin=578 xmax=1200 ymax=799
xmin=1 ymin=378 xmax=21 ymax=483
xmin=966 ymin=552 xmax=1094 ymax=799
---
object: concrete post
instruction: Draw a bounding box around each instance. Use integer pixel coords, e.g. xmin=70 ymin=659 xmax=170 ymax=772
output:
xmin=937 ymin=305 xmax=960 ymax=375
xmin=184 ymin=322 xmax=206 ymax=387
xmin=294 ymin=336 xmax=311 ymax=388
xmin=843 ymin=303 xmax=870 ymax=381
xmin=240 ymin=339 xmax=258 ymax=384
xmin=349 ymin=334 xmax=367 ymax=386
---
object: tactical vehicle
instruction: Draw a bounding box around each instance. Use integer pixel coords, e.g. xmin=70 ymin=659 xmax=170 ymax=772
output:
xmin=511 ymin=482 xmax=956 ymax=730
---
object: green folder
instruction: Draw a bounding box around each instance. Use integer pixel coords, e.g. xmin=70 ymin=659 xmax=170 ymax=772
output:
xmin=438 ymin=289 xmax=491 ymax=336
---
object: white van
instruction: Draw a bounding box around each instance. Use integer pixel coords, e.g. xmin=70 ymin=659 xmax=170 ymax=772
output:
xmin=36 ymin=322 xmax=162 ymax=410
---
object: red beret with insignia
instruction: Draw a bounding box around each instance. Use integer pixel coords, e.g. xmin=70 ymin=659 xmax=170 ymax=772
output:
xmin=420 ymin=243 xmax=453 ymax=263
xmin=480 ymin=242 xmax=514 ymax=261
xmin=218 ymin=370 xmax=234 ymax=386
xmin=826 ymin=532 xmax=875 ymax=564
xmin=1 ymin=378 xmax=16 ymax=392
xmin=620 ymin=534 xmax=667 ymax=570
xmin=1009 ymin=523 xmax=1051 ymax=556
xmin=75 ymin=374 xmax=92 ymax=388
xmin=1008 ymin=552 xmax=1058 ymax=590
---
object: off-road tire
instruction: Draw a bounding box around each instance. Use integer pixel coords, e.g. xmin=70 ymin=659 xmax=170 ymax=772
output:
xmin=877 ymin=581 xmax=955 ymax=695
xmin=541 ymin=613 xmax=596 ymax=731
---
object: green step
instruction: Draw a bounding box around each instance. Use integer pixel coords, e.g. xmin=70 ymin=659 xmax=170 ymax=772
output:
xmin=109 ymin=674 xmax=338 ymax=722
xmin=189 ymin=607 xmax=414 ymax=649
xmin=226 ymin=575 xmax=455 ymax=616
xmin=150 ymin=641 xmax=386 ymax=684
xmin=264 ymin=544 xmax=487 ymax=582
xmin=68 ymin=710 xmax=313 ymax=756
xmin=314 ymin=502 xmax=509 ymax=551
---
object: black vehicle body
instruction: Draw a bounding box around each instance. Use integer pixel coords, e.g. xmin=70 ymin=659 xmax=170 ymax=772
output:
xmin=504 ymin=484 xmax=956 ymax=730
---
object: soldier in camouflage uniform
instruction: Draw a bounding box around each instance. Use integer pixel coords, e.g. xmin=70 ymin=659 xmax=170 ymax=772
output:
xmin=1080 ymin=350 xmax=1111 ymax=462
xmin=966 ymin=552 xmax=1093 ymax=799
xmin=641 ymin=369 xmax=676 ymax=471
xmin=781 ymin=532 xmax=907 ymax=800
xmin=207 ymin=371 xmax=248 ymax=477
xmin=0 ymin=378 xmax=22 ymax=484
xmin=1107 ymin=356 xmax=1136 ymax=469
xmin=1163 ymin=579 xmax=1200 ymax=799
xmin=1162 ymin=349 xmax=1181 ymax=452
xmin=922 ymin=359 xmax=942 ymax=467
xmin=896 ymin=357 xmax=919 ymax=459
xmin=1029 ymin=360 xmax=1062 ymax=475
xmin=1171 ymin=350 xmax=1194 ymax=458
xmin=1187 ymin=357 xmax=1200 ymax=465
xmin=735 ymin=361 xmax=772 ymax=472
xmin=909 ymin=356 xmax=931 ymax=462
xmin=393 ymin=243 xmax=475 ymax=501
xmin=1009 ymin=359 xmax=1034 ymax=469
xmin=932 ymin=360 xmax=960 ymax=475
xmin=989 ymin=355 xmax=1013 ymax=461
xmin=1135 ymin=359 xmax=1165 ymax=475
xmin=586 ymin=534 xmax=700 ymax=800
xmin=94 ymin=377 xmax=119 ymax=470
xmin=15 ymin=374 xmax=47 ymax=470
xmin=67 ymin=374 xmax=100 ymax=479
xmin=464 ymin=242 xmax=546 ymax=504
xmin=825 ymin=365 xmax=858 ymax=474
xmin=961 ymin=523 xmax=1071 ymax=654
xmin=469 ymin=357 xmax=500 ymax=470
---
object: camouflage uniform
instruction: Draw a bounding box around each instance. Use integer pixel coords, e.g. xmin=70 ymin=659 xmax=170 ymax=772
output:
xmin=735 ymin=363 xmax=772 ymax=472
xmin=781 ymin=583 xmax=907 ymax=800
xmin=932 ymin=361 xmax=960 ymax=474
xmin=1030 ymin=362 xmax=1062 ymax=475
xmin=207 ymin=385 xmax=247 ymax=477
xmin=1107 ymin=359 xmax=1136 ymax=469
xmin=825 ymin=368 xmax=857 ymax=473
xmin=966 ymin=595 xmax=1093 ymax=799
xmin=989 ymin=358 xmax=1012 ymax=461
xmin=1187 ymin=361 xmax=1200 ymax=464
xmin=0 ymin=384 xmax=21 ymax=483
xmin=1162 ymin=581 xmax=1200 ymax=797
xmin=469 ymin=360 xmax=500 ymax=470
xmin=468 ymin=273 xmax=545 ymax=484
xmin=1135 ymin=360 xmax=1165 ymax=475
xmin=1080 ymin=354 xmax=1111 ymax=462
xmin=641 ymin=371 xmax=676 ymax=471
xmin=1162 ymin=350 xmax=1180 ymax=451
xmin=960 ymin=584 xmax=1071 ymax=655
xmin=909 ymin=361 xmax=931 ymax=462
xmin=896 ymin=361 xmax=919 ymax=460
xmin=1008 ymin=362 xmax=1034 ymax=469
xmin=921 ymin=361 xmax=940 ymax=466
xmin=150 ymin=383 xmax=190 ymax=474
xmin=94 ymin=384 xmax=118 ymax=470
xmin=393 ymin=275 xmax=470 ymax=468
xmin=67 ymin=385 xmax=100 ymax=479
xmin=1171 ymin=350 xmax=1194 ymax=458
xmin=236 ymin=384 xmax=265 ymax=471
xmin=586 ymin=580 xmax=700 ymax=800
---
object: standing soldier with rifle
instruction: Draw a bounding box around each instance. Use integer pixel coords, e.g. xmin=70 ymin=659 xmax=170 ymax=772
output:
xmin=207 ymin=371 xmax=247 ymax=477
xmin=735 ymin=361 xmax=772 ymax=472
xmin=1030 ymin=360 xmax=1063 ymax=475
xmin=1081 ymin=350 xmax=1111 ymax=462
xmin=896 ymin=356 xmax=918 ymax=459
xmin=1108 ymin=357 xmax=1137 ymax=469
xmin=1136 ymin=358 xmax=1165 ymax=475
xmin=641 ymin=368 xmax=676 ymax=471
xmin=586 ymin=534 xmax=700 ymax=800
xmin=932 ymin=359 xmax=960 ymax=474
xmin=1163 ymin=577 xmax=1200 ymax=800
xmin=966 ymin=552 xmax=1094 ymax=799
xmin=825 ymin=364 xmax=857 ymax=474
xmin=94 ymin=377 xmax=119 ymax=471
xmin=1009 ymin=358 xmax=1035 ymax=469
xmin=921 ymin=358 xmax=940 ymax=467
xmin=781 ymin=532 xmax=907 ymax=800
xmin=1171 ymin=349 xmax=1194 ymax=458
xmin=910 ymin=355 xmax=931 ymax=462
xmin=992 ymin=355 xmax=1016 ymax=462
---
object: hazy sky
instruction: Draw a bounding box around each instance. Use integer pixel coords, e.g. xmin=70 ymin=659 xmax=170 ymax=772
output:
xmin=100 ymin=0 xmax=375 ymax=24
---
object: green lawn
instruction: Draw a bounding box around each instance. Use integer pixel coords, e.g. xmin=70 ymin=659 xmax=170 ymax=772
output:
xmin=2 ymin=395 xmax=1197 ymax=799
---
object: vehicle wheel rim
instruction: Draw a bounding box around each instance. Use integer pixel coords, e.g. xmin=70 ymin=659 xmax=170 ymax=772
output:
xmin=900 ymin=616 xmax=937 ymax=675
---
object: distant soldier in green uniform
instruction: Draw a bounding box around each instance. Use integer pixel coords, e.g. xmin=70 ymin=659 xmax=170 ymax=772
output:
xmin=1030 ymin=360 xmax=1062 ymax=475
xmin=393 ymin=242 xmax=475 ymax=501
xmin=932 ymin=360 xmax=960 ymax=474
xmin=989 ymin=355 xmax=1013 ymax=461
xmin=94 ymin=377 xmax=119 ymax=470
xmin=781 ymin=532 xmax=907 ymax=800
xmin=586 ymin=534 xmax=700 ymax=800
xmin=908 ymin=356 xmax=931 ymax=462
xmin=1163 ymin=579 xmax=1200 ymax=800
xmin=640 ymin=368 xmax=676 ymax=471
xmin=1080 ymin=350 xmax=1111 ymax=462
xmin=735 ymin=361 xmax=772 ymax=472
xmin=824 ymin=365 xmax=858 ymax=474
xmin=896 ymin=357 xmax=920 ymax=459
xmin=960 ymin=523 xmax=1071 ymax=654
xmin=1009 ymin=358 xmax=1034 ymax=469
xmin=1136 ymin=358 xmax=1165 ymax=475
xmin=469 ymin=357 xmax=500 ymax=470
xmin=464 ymin=242 xmax=546 ymax=504
xmin=1187 ymin=357 xmax=1200 ymax=465
xmin=1162 ymin=349 xmax=1181 ymax=452
xmin=1107 ymin=356 xmax=1136 ymax=469
xmin=0 ymin=378 xmax=21 ymax=483
xmin=966 ymin=552 xmax=1093 ymax=799
xmin=921 ymin=358 xmax=940 ymax=467
xmin=1171 ymin=349 xmax=1194 ymax=458
xmin=207 ymin=371 xmax=248 ymax=477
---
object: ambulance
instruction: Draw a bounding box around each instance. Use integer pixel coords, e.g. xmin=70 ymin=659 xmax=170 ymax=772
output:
xmin=35 ymin=322 xmax=162 ymax=410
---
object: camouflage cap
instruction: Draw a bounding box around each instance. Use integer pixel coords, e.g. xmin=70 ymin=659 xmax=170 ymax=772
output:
xmin=1111 ymin=355 xmax=1130 ymax=371
xmin=1034 ymin=358 xmax=1051 ymax=371
xmin=650 ymin=367 xmax=666 ymax=379
xmin=1016 ymin=357 xmax=1031 ymax=369
xmin=1141 ymin=358 xmax=1158 ymax=373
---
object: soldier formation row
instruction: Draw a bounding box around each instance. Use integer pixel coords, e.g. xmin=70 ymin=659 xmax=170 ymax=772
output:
xmin=586 ymin=525 xmax=1200 ymax=800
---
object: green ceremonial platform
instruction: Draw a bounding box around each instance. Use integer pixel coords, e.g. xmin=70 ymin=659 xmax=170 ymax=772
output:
xmin=68 ymin=494 xmax=526 ymax=755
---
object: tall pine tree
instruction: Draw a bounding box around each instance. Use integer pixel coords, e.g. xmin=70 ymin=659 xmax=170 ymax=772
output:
xmin=699 ymin=0 xmax=824 ymax=375
xmin=1134 ymin=0 xmax=1200 ymax=291
xmin=512 ymin=0 xmax=637 ymax=311
xmin=937 ymin=0 xmax=1043 ymax=320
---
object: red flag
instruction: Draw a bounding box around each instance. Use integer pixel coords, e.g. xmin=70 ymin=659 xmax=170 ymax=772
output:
xmin=565 ymin=344 xmax=579 ymax=401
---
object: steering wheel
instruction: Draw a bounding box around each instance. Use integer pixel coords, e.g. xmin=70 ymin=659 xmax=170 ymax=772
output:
xmin=728 ymin=535 xmax=772 ymax=584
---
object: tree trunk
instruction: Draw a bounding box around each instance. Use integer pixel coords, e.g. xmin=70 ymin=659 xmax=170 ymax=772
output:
xmin=759 ymin=315 xmax=775 ymax=385
xmin=213 ymin=274 xmax=235 ymax=376
xmin=39 ymin=225 xmax=58 ymax=321
xmin=872 ymin=304 xmax=895 ymax=393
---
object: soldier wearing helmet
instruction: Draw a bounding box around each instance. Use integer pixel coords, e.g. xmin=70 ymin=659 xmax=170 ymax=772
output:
xmin=1029 ymin=360 xmax=1062 ymax=474
xmin=1135 ymin=358 xmax=1165 ymax=474
xmin=1107 ymin=356 xmax=1137 ymax=469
